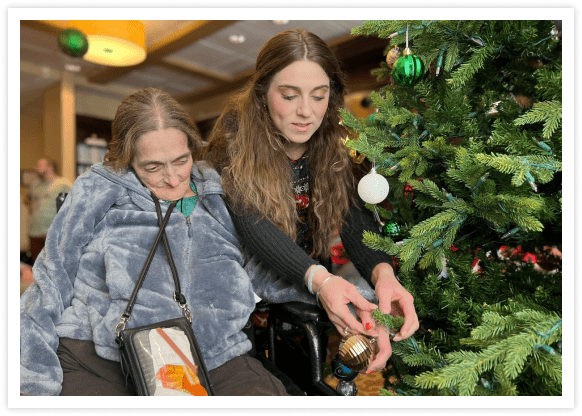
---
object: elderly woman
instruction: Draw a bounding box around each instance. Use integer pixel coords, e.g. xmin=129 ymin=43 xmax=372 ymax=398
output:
xmin=20 ymin=88 xmax=288 ymax=396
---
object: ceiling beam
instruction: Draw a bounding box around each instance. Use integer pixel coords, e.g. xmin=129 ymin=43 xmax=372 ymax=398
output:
xmin=88 ymin=20 xmax=237 ymax=84
xmin=177 ymin=33 xmax=387 ymax=104
xmin=176 ymin=68 xmax=254 ymax=104
xmin=20 ymin=20 xmax=68 ymax=35
xmin=159 ymin=56 xmax=234 ymax=83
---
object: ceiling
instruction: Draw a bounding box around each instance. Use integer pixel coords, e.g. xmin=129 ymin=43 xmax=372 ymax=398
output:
xmin=20 ymin=20 xmax=388 ymax=121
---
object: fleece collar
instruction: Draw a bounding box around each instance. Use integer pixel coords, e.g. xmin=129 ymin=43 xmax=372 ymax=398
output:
xmin=90 ymin=160 xmax=225 ymax=212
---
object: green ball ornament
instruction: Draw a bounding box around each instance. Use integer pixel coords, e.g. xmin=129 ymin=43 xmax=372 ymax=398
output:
xmin=58 ymin=29 xmax=89 ymax=58
xmin=382 ymin=221 xmax=401 ymax=238
xmin=392 ymin=48 xmax=425 ymax=87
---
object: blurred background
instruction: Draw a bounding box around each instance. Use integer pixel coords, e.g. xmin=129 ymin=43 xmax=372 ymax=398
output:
xmin=20 ymin=20 xmax=387 ymax=187
xmin=19 ymin=19 xmax=388 ymax=261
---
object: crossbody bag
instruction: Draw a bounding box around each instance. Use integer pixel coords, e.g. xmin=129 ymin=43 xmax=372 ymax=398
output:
xmin=115 ymin=193 xmax=214 ymax=396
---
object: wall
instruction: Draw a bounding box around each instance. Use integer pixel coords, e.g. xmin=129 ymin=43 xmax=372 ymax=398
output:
xmin=76 ymin=90 xmax=121 ymax=121
xmin=42 ymin=83 xmax=63 ymax=177
xmin=20 ymin=114 xmax=43 ymax=196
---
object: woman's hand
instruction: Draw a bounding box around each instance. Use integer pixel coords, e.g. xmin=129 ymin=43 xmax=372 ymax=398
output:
xmin=365 ymin=324 xmax=392 ymax=373
xmin=350 ymin=263 xmax=419 ymax=373
xmin=310 ymin=268 xmax=378 ymax=337
xmin=372 ymin=263 xmax=419 ymax=341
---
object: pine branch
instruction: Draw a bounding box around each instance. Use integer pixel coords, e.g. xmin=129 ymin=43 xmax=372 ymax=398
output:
xmin=514 ymin=100 xmax=562 ymax=139
xmin=450 ymin=44 xmax=496 ymax=87
xmin=372 ymin=308 xmax=405 ymax=330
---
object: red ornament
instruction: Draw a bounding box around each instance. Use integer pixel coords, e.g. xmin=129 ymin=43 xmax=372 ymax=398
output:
xmin=404 ymin=184 xmax=414 ymax=198
xmin=294 ymin=194 xmax=309 ymax=209
xmin=331 ymin=242 xmax=349 ymax=265
xmin=499 ymin=245 xmax=537 ymax=264
xmin=391 ymin=255 xmax=400 ymax=273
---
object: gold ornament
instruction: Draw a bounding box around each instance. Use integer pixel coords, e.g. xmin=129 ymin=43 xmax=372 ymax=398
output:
xmin=514 ymin=95 xmax=532 ymax=108
xmin=385 ymin=46 xmax=401 ymax=68
xmin=338 ymin=334 xmax=374 ymax=372
xmin=349 ymin=149 xmax=366 ymax=164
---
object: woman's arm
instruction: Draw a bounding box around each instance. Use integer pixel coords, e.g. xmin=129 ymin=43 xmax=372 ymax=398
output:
xmin=340 ymin=193 xmax=419 ymax=369
xmin=228 ymin=205 xmax=320 ymax=287
xmin=340 ymin=193 xmax=394 ymax=286
xmin=20 ymin=174 xmax=104 ymax=396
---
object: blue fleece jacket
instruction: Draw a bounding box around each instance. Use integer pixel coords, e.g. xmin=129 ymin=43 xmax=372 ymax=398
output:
xmin=20 ymin=161 xmax=264 ymax=396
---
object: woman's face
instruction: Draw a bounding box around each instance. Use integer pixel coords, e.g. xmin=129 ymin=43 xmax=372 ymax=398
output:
xmin=131 ymin=128 xmax=194 ymax=201
xmin=266 ymin=60 xmax=330 ymax=159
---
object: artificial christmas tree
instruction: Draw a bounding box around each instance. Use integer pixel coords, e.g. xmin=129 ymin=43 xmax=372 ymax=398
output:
xmin=342 ymin=20 xmax=562 ymax=396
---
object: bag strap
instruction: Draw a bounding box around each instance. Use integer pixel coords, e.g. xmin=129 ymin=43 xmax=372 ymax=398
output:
xmin=152 ymin=195 xmax=193 ymax=322
xmin=115 ymin=192 xmax=190 ymax=338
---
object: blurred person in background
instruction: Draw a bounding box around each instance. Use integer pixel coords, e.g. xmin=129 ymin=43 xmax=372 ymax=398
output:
xmin=27 ymin=158 xmax=72 ymax=261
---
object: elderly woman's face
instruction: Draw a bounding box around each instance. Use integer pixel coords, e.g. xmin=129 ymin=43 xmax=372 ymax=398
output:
xmin=131 ymin=128 xmax=194 ymax=201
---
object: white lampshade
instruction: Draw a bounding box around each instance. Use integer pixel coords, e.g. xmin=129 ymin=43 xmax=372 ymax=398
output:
xmin=70 ymin=20 xmax=146 ymax=67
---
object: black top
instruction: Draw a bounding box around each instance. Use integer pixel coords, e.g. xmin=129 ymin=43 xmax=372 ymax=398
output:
xmin=228 ymin=156 xmax=393 ymax=288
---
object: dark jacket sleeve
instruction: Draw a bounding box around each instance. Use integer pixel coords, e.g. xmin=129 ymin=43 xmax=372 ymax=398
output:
xmin=340 ymin=193 xmax=394 ymax=286
xmin=228 ymin=205 xmax=319 ymax=287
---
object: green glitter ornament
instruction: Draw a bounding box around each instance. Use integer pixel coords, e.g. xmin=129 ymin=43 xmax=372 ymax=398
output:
xmin=382 ymin=221 xmax=401 ymax=238
xmin=58 ymin=29 xmax=89 ymax=58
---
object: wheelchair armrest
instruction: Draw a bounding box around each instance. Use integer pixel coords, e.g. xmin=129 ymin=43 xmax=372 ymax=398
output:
xmin=269 ymin=301 xmax=327 ymax=324
xmin=266 ymin=301 xmax=340 ymax=395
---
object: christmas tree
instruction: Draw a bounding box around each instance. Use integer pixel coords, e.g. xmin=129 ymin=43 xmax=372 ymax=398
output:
xmin=341 ymin=20 xmax=562 ymax=396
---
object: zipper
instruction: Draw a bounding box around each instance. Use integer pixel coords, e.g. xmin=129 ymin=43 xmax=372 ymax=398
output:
xmin=186 ymin=216 xmax=191 ymax=227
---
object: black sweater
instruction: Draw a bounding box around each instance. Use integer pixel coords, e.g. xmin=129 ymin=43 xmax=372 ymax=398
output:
xmin=228 ymin=156 xmax=393 ymax=288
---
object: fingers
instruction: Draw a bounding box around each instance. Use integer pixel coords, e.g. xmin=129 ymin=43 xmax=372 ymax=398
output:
xmin=318 ymin=276 xmax=377 ymax=336
xmin=319 ymin=298 xmax=364 ymax=336
xmin=366 ymin=330 xmax=392 ymax=373
xmin=391 ymin=296 xmax=419 ymax=341
xmin=373 ymin=275 xmax=420 ymax=341
xmin=341 ymin=310 xmax=367 ymax=335
xmin=349 ymin=291 xmax=379 ymax=313
xmin=394 ymin=314 xmax=419 ymax=341
xmin=375 ymin=283 xmax=394 ymax=315
xmin=356 ymin=309 xmax=380 ymax=337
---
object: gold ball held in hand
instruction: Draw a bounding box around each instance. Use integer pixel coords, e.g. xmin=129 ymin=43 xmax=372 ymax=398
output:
xmin=338 ymin=334 xmax=375 ymax=372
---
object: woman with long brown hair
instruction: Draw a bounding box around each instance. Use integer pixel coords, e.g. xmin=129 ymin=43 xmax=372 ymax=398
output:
xmin=205 ymin=29 xmax=419 ymax=373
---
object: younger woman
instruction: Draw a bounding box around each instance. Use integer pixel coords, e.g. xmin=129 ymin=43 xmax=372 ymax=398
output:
xmin=204 ymin=29 xmax=419 ymax=373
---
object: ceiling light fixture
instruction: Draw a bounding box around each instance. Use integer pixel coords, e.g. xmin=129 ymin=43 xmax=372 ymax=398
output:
xmin=272 ymin=20 xmax=290 ymax=25
xmin=228 ymin=34 xmax=246 ymax=44
xmin=69 ymin=20 xmax=146 ymax=67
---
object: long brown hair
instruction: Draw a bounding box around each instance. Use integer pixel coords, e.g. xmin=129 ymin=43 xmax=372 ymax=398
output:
xmin=204 ymin=29 xmax=355 ymax=258
xmin=104 ymin=88 xmax=202 ymax=171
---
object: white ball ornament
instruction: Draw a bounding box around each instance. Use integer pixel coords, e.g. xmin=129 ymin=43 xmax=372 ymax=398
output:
xmin=358 ymin=168 xmax=389 ymax=204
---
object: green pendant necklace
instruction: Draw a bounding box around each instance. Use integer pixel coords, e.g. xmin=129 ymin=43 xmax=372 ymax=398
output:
xmin=165 ymin=181 xmax=198 ymax=218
